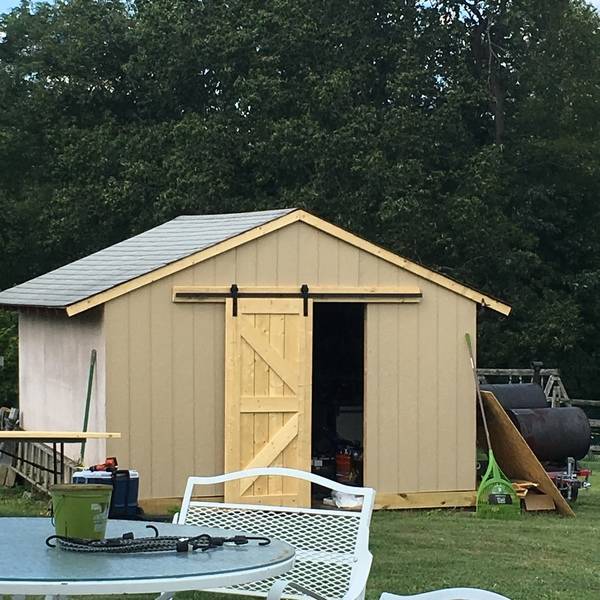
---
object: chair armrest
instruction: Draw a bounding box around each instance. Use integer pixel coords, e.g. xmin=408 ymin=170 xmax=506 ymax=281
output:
xmin=342 ymin=551 xmax=373 ymax=600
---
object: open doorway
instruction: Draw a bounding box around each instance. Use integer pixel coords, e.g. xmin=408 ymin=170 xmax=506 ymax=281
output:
xmin=312 ymin=303 xmax=365 ymax=492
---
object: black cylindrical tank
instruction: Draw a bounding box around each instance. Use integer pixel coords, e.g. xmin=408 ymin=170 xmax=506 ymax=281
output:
xmin=507 ymin=407 xmax=591 ymax=462
xmin=480 ymin=383 xmax=548 ymax=410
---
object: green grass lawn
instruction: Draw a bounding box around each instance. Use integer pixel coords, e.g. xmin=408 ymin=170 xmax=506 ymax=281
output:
xmin=2 ymin=464 xmax=600 ymax=600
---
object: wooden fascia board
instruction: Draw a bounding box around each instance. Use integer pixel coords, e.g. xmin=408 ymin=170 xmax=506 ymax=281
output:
xmin=172 ymin=285 xmax=423 ymax=303
xmin=66 ymin=207 xmax=510 ymax=316
xmin=65 ymin=210 xmax=305 ymax=316
xmin=296 ymin=211 xmax=512 ymax=316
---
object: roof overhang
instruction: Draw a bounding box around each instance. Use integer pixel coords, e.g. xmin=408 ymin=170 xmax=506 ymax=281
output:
xmin=62 ymin=209 xmax=510 ymax=317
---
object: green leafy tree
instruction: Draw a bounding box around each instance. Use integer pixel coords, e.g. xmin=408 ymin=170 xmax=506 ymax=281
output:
xmin=1 ymin=0 xmax=600 ymax=400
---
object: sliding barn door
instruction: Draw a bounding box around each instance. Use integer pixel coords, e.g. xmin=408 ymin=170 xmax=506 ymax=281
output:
xmin=224 ymin=298 xmax=312 ymax=507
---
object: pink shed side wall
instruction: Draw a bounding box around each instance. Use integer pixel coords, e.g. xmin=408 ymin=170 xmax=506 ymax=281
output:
xmin=18 ymin=308 xmax=106 ymax=464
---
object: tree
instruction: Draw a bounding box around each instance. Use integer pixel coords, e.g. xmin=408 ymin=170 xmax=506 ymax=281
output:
xmin=1 ymin=0 xmax=600 ymax=399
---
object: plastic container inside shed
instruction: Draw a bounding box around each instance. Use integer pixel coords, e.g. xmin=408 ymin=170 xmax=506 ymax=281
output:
xmin=72 ymin=470 xmax=140 ymax=519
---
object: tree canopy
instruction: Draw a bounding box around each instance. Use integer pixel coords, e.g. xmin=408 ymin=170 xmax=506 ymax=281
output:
xmin=1 ymin=0 xmax=600 ymax=402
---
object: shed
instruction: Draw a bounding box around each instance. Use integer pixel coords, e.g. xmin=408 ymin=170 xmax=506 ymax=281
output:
xmin=0 ymin=208 xmax=510 ymax=509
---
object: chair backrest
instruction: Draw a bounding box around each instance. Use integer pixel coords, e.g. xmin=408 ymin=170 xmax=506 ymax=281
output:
xmin=176 ymin=467 xmax=375 ymax=600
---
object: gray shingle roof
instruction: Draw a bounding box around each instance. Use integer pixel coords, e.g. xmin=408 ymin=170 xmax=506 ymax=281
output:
xmin=0 ymin=208 xmax=296 ymax=310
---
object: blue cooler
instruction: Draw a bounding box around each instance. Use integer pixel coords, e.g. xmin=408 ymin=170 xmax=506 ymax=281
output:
xmin=72 ymin=469 xmax=140 ymax=519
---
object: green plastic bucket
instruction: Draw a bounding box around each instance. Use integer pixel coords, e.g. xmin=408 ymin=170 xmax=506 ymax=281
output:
xmin=50 ymin=484 xmax=112 ymax=539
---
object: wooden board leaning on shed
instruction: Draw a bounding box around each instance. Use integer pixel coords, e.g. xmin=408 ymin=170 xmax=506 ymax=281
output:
xmin=480 ymin=391 xmax=575 ymax=517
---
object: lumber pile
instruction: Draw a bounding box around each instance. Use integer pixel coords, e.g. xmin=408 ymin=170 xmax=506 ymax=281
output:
xmin=511 ymin=480 xmax=538 ymax=499
xmin=480 ymin=390 xmax=575 ymax=517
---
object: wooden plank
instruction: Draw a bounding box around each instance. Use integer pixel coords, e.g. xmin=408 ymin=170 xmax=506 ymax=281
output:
xmin=268 ymin=313 xmax=285 ymax=496
xmin=456 ymin=297 xmax=477 ymax=491
xmin=375 ymin=490 xmax=477 ymax=510
xmin=240 ymin=321 xmax=298 ymax=392
xmin=150 ymin=278 xmax=174 ymax=497
xmin=239 ymin=414 xmax=299 ymax=494
xmin=128 ymin=287 xmax=153 ymax=498
xmin=282 ymin=312 xmax=299 ymax=498
xmin=374 ymin=305 xmax=399 ymax=493
xmin=316 ymin=233 xmax=339 ymax=285
xmin=296 ymin=302 xmax=312 ymax=507
xmin=252 ymin=313 xmax=270 ymax=498
xmin=417 ymin=286 xmax=439 ymax=491
xmin=170 ymin=274 xmax=197 ymax=497
xmin=437 ymin=293 xmax=458 ymax=490
xmin=173 ymin=285 xmax=422 ymax=296
xmin=138 ymin=495 xmax=224 ymax=515
xmin=480 ymin=391 xmax=575 ymax=517
xmin=524 ymin=493 xmax=556 ymax=512
xmin=104 ymin=296 xmax=131 ymax=470
xmin=224 ymin=298 xmax=241 ymax=488
xmin=239 ymin=325 xmax=256 ymax=498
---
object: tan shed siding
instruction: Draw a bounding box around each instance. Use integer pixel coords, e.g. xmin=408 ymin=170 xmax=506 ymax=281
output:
xmin=455 ymin=298 xmax=477 ymax=490
xmin=105 ymin=273 xmax=225 ymax=499
xmin=105 ymin=220 xmax=476 ymax=498
xmin=365 ymin=284 xmax=476 ymax=494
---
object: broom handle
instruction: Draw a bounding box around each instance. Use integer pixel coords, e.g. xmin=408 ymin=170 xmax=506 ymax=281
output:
xmin=465 ymin=333 xmax=492 ymax=452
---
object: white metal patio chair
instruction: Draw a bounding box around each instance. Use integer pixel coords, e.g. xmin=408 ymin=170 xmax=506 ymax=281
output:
xmin=159 ymin=467 xmax=375 ymax=600
xmin=380 ymin=589 xmax=511 ymax=599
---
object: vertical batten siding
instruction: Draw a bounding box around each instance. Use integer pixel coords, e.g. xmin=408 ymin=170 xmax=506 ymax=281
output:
xmin=395 ymin=303 xmax=419 ymax=491
xmin=105 ymin=297 xmax=130 ymax=468
xmin=364 ymin=284 xmax=476 ymax=494
xmin=170 ymin=271 xmax=196 ymax=495
xmin=150 ymin=278 xmax=174 ymax=497
xmin=436 ymin=292 xmax=458 ymax=491
xmin=456 ymin=298 xmax=477 ymax=490
xmin=127 ymin=288 xmax=153 ymax=495
xmin=378 ymin=305 xmax=400 ymax=492
xmin=105 ymin=220 xmax=476 ymax=498
xmin=416 ymin=287 xmax=439 ymax=491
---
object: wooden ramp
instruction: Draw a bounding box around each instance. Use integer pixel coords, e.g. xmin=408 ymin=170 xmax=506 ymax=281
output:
xmin=480 ymin=391 xmax=575 ymax=517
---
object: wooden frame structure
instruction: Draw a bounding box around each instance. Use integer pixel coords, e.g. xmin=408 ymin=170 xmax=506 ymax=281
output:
xmin=5 ymin=209 xmax=512 ymax=508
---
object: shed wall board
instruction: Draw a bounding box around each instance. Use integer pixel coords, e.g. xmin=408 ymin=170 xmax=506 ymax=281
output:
xmin=364 ymin=291 xmax=476 ymax=494
xmin=105 ymin=221 xmax=476 ymax=499
xmin=18 ymin=309 xmax=106 ymax=463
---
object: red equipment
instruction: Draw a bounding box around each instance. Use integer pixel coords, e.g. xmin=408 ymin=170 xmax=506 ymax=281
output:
xmin=89 ymin=457 xmax=118 ymax=472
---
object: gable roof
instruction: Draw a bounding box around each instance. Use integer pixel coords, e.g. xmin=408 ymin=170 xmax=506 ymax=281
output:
xmin=0 ymin=209 xmax=294 ymax=311
xmin=0 ymin=208 xmax=511 ymax=316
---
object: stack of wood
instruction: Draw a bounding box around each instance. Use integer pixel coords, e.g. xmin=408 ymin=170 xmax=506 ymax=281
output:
xmin=511 ymin=479 xmax=556 ymax=511
xmin=511 ymin=480 xmax=538 ymax=498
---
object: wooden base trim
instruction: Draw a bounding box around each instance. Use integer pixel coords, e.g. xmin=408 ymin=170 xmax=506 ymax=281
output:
xmin=138 ymin=495 xmax=223 ymax=515
xmin=140 ymin=490 xmax=477 ymax=515
xmin=375 ymin=490 xmax=477 ymax=510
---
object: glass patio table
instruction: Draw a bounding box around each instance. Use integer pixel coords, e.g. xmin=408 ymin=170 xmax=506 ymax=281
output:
xmin=0 ymin=517 xmax=295 ymax=596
